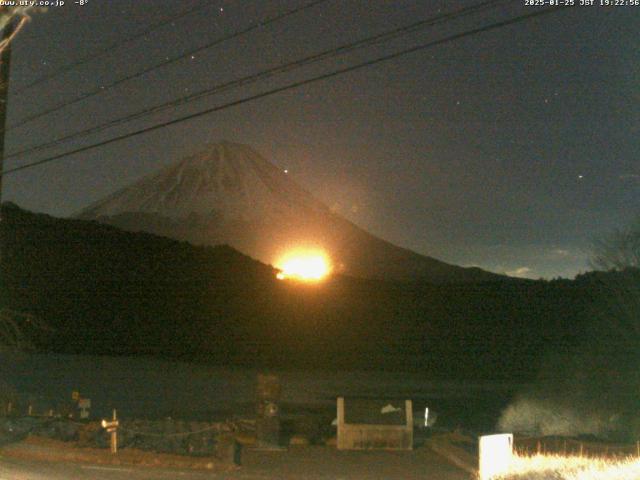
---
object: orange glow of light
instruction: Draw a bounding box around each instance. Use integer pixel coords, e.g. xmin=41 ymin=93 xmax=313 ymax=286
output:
xmin=275 ymin=249 xmax=331 ymax=282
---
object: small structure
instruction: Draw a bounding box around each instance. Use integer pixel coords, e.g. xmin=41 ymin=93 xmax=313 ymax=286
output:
xmin=336 ymin=397 xmax=413 ymax=450
xmin=78 ymin=398 xmax=91 ymax=419
xmin=101 ymin=409 xmax=119 ymax=454
xmin=255 ymin=373 xmax=281 ymax=449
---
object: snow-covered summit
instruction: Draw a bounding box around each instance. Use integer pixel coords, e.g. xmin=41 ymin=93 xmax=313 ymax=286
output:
xmin=79 ymin=141 xmax=327 ymax=223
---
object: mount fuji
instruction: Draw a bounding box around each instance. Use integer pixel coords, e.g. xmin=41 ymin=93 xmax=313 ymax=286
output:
xmin=77 ymin=141 xmax=503 ymax=283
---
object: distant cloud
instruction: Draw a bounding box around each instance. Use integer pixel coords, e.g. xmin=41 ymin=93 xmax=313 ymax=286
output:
xmin=506 ymin=266 xmax=533 ymax=278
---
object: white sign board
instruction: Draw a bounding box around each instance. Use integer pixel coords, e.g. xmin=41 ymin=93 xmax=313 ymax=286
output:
xmin=78 ymin=398 xmax=91 ymax=419
xmin=479 ymin=433 xmax=513 ymax=480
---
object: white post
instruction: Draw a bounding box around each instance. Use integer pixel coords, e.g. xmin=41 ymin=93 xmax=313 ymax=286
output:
xmin=405 ymin=399 xmax=413 ymax=450
xmin=110 ymin=409 xmax=118 ymax=454
xmin=337 ymin=397 xmax=345 ymax=450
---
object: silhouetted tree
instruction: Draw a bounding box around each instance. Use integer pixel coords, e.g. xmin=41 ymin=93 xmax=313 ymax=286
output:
xmin=0 ymin=308 xmax=51 ymax=351
xmin=590 ymin=216 xmax=640 ymax=271
xmin=586 ymin=217 xmax=640 ymax=337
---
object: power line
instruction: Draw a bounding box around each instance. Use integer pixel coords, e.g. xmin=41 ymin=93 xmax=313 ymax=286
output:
xmin=8 ymin=0 xmax=331 ymax=131
xmin=0 ymin=5 xmax=570 ymax=179
xmin=5 ymin=0 xmax=509 ymax=161
xmin=13 ymin=0 xmax=213 ymax=94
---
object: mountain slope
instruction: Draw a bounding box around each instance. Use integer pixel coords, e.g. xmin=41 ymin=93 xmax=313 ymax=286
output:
xmin=77 ymin=141 xmax=502 ymax=283
xmin=0 ymin=203 xmax=590 ymax=379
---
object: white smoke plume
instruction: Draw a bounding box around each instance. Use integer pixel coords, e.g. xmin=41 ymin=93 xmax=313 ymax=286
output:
xmin=497 ymin=396 xmax=619 ymax=438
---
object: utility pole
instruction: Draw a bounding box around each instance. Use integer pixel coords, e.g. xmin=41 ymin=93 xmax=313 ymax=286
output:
xmin=0 ymin=15 xmax=15 ymax=219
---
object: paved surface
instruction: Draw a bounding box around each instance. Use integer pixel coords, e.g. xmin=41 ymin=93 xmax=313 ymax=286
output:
xmin=0 ymin=445 xmax=471 ymax=479
xmin=0 ymin=456 xmax=214 ymax=479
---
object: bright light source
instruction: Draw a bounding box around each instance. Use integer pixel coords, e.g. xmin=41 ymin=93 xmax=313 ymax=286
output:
xmin=479 ymin=433 xmax=513 ymax=480
xmin=275 ymin=249 xmax=331 ymax=282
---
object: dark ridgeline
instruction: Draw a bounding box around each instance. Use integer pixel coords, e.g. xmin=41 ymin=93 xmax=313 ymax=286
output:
xmin=0 ymin=203 xmax=595 ymax=381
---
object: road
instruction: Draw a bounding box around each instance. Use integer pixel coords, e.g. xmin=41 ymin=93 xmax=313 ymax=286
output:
xmin=0 ymin=455 xmax=217 ymax=479
xmin=0 ymin=445 xmax=471 ymax=479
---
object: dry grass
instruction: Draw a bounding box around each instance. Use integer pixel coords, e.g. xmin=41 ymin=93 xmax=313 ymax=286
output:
xmin=496 ymin=452 xmax=640 ymax=479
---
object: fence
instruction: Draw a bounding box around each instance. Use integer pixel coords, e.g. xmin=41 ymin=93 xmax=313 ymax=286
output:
xmin=0 ymin=394 xmax=77 ymax=419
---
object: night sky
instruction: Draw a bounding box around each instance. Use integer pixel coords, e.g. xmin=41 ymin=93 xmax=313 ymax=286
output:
xmin=4 ymin=0 xmax=639 ymax=279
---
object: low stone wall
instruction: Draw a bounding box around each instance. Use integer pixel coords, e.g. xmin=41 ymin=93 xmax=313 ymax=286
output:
xmin=0 ymin=416 xmax=240 ymax=457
